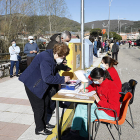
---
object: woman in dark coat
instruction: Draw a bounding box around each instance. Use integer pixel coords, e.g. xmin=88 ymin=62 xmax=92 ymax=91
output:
xmin=19 ymin=43 xmax=70 ymax=135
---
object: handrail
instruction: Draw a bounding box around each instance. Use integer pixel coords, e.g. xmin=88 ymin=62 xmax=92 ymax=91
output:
xmin=0 ymin=49 xmax=46 ymax=63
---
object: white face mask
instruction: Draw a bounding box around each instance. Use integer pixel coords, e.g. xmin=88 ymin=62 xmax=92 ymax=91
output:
xmin=93 ymin=81 xmax=100 ymax=85
xmin=12 ymin=43 xmax=16 ymax=47
xmin=65 ymin=42 xmax=69 ymax=46
xmin=30 ymin=40 xmax=33 ymax=44
xmin=100 ymin=63 xmax=106 ymax=70
xmin=56 ymin=58 xmax=63 ymax=64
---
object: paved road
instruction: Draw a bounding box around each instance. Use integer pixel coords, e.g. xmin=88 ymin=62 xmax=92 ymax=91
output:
xmin=94 ymin=44 xmax=140 ymax=140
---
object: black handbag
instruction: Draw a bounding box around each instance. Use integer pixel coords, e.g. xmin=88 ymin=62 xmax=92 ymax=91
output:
xmin=17 ymin=55 xmax=21 ymax=61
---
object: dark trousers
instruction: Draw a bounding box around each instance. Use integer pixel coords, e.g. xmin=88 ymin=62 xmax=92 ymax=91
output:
xmin=46 ymin=86 xmax=58 ymax=124
xmin=112 ymin=52 xmax=118 ymax=61
xmin=10 ymin=60 xmax=19 ymax=75
xmin=93 ymin=47 xmax=97 ymax=57
xmin=27 ymin=56 xmax=35 ymax=66
xmin=25 ymin=85 xmax=49 ymax=131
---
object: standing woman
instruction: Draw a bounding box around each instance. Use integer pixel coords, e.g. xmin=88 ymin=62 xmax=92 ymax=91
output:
xmin=109 ymin=40 xmax=114 ymax=53
xmin=9 ymin=40 xmax=20 ymax=78
xmin=62 ymin=68 xmax=120 ymax=139
xmin=100 ymin=56 xmax=122 ymax=92
xmin=19 ymin=43 xmax=70 ymax=135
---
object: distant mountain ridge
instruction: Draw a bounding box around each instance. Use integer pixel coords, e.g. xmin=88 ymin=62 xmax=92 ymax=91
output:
xmin=0 ymin=13 xmax=139 ymax=32
xmin=85 ymin=20 xmax=136 ymax=32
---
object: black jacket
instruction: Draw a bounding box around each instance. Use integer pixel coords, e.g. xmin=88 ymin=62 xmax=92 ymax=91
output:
xmin=46 ymin=33 xmax=61 ymax=50
xmin=112 ymin=43 xmax=119 ymax=53
xmin=46 ymin=33 xmax=70 ymax=71
xmin=97 ymin=40 xmax=101 ymax=50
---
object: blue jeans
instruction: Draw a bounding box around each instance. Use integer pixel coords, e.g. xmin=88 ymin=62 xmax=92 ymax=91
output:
xmin=106 ymin=46 xmax=108 ymax=52
xmin=94 ymin=47 xmax=97 ymax=57
xmin=10 ymin=61 xmax=19 ymax=75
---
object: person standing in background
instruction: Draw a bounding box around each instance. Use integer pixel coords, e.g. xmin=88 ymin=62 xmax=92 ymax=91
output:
xmin=131 ymin=41 xmax=134 ymax=47
xmin=93 ymin=39 xmax=98 ymax=57
xmin=109 ymin=40 xmax=114 ymax=54
xmin=24 ymin=36 xmax=39 ymax=66
xmin=128 ymin=40 xmax=131 ymax=48
xmin=9 ymin=40 xmax=20 ymax=78
xmin=97 ymin=39 xmax=101 ymax=57
xmin=101 ymin=41 xmax=105 ymax=53
xmin=112 ymin=41 xmax=119 ymax=61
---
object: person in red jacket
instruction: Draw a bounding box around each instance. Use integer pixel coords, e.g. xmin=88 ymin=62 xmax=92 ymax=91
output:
xmin=100 ymin=56 xmax=122 ymax=92
xmin=88 ymin=56 xmax=122 ymax=92
xmin=62 ymin=68 xmax=120 ymax=139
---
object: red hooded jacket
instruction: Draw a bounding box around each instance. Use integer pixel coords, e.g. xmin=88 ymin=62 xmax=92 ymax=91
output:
xmin=87 ymin=78 xmax=120 ymax=117
xmin=107 ymin=67 xmax=122 ymax=92
xmin=87 ymin=67 xmax=122 ymax=92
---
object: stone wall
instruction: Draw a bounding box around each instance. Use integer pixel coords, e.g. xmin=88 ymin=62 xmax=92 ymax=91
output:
xmin=0 ymin=62 xmax=16 ymax=78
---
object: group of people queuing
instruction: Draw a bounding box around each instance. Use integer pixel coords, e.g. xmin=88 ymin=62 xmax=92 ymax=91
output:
xmin=128 ymin=40 xmax=137 ymax=48
xmin=92 ymin=39 xmax=120 ymax=61
xmin=9 ymin=36 xmax=39 ymax=78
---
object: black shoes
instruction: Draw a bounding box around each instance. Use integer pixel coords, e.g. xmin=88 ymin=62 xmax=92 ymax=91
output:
xmin=35 ymin=128 xmax=52 ymax=135
xmin=46 ymin=123 xmax=55 ymax=129
xmin=16 ymin=74 xmax=19 ymax=77
xmin=61 ymin=131 xmax=80 ymax=140
xmin=10 ymin=75 xmax=19 ymax=78
xmin=59 ymin=102 xmax=68 ymax=108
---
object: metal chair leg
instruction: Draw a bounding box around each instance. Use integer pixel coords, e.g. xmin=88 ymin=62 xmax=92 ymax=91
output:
xmin=92 ymin=122 xmax=94 ymax=139
xmin=119 ymin=126 xmax=121 ymax=135
xmin=93 ymin=121 xmax=100 ymax=140
xmin=129 ymin=105 xmax=134 ymax=129
xmin=118 ymin=125 xmax=121 ymax=140
xmin=110 ymin=124 xmax=113 ymax=129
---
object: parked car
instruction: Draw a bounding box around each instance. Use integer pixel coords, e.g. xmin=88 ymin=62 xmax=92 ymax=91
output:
xmin=136 ymin=39 xmax=140 ymax=46
xmin=134 ymin=41 xmax=137 ymax=46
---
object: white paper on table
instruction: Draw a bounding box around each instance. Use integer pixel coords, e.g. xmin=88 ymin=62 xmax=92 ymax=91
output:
xmin=64 ymin=94 xmax=75 ymax=97
xmin=86 ymin=91 xmax=96 ymax=96
xmin=75 ymin=95 xmax=89 ymax=99
xmin=58 ymin=89 xmax=79 ymax=94
xmin=74 ymin=70 xmax=89 ymax=82
xmin=77 ymin=92 xmax=86 ymax=96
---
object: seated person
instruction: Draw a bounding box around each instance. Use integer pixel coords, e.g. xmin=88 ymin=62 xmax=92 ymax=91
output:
xmin=62 ymin=67 xmax=121 ymax=139
xmin=88 ymin=56 xmax=122 ymax=92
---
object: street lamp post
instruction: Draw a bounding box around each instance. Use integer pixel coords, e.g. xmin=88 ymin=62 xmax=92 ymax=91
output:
xmin=108 ymin=0 xmax=113 ymax=39
xmin=102 ymin=22 xmax=109 ymax=39
xmin=92 ymin=23 xmax=94 ymax=29
xmin=118 ymin=16 xmax=125 ymax=34
xmin=81 ymin=0 xmax=85 ymax=70
xmin=120 ymin=22 xmax=127 ymax=34
xmin=125 ymin=26 xmax=129 ymax=33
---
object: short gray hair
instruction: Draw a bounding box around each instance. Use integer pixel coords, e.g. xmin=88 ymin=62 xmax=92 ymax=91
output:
xmin=61 ymin=31 xmax=71 ymax=40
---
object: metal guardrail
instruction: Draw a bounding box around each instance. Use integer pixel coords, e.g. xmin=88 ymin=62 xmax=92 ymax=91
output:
xmin=0 ymin=49 xmax=46 ymax=63
xmin=0 ymin=49 xmax=46 ymax=78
